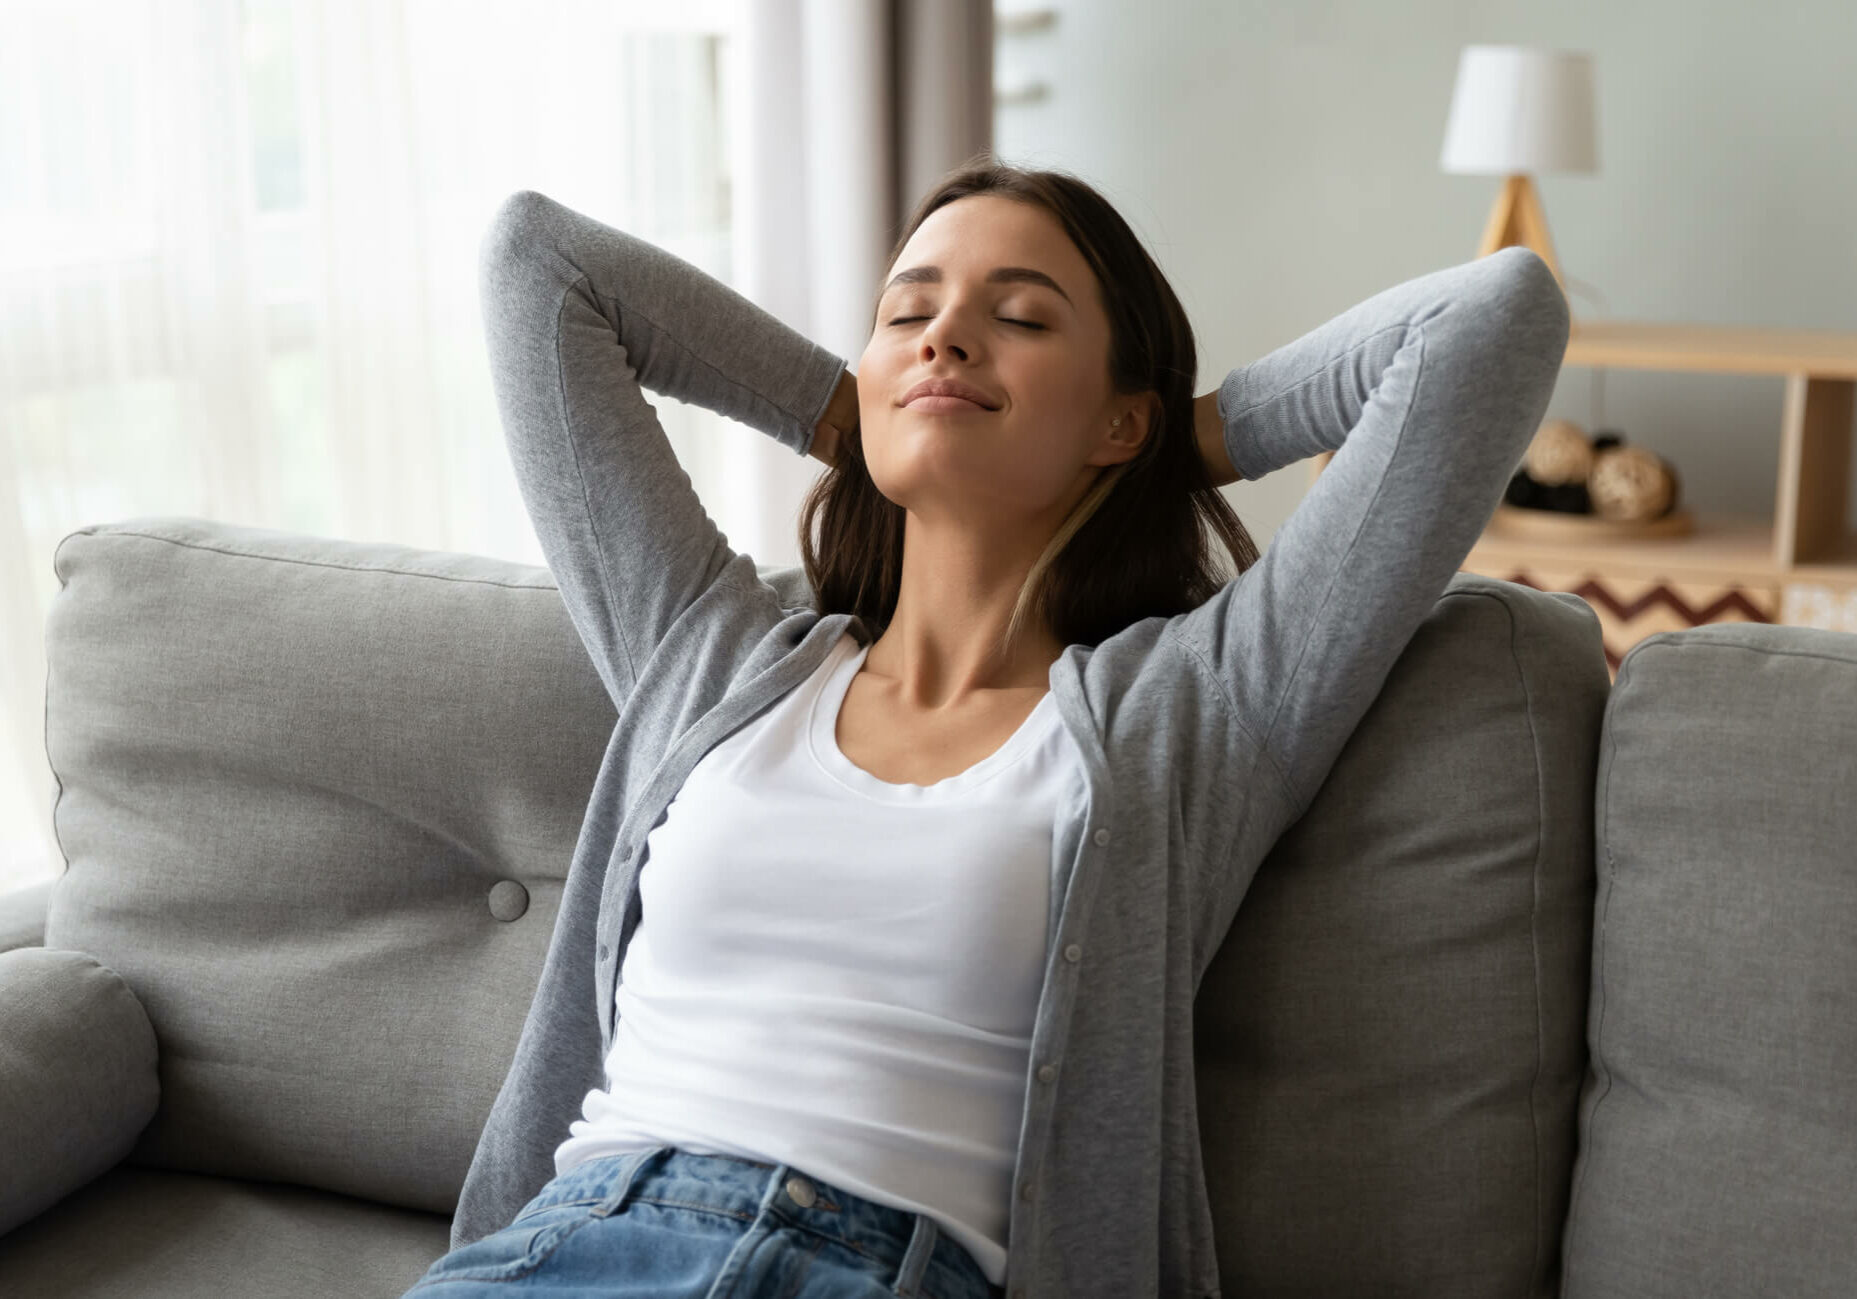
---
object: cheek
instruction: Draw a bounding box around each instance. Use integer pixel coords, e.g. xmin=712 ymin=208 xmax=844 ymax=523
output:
xmin=854 ymin=343 xmax=899 ymax=424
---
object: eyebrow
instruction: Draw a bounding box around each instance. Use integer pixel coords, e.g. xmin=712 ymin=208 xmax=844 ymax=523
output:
xmin=880 ymin=264 xmax=1073 ymax=308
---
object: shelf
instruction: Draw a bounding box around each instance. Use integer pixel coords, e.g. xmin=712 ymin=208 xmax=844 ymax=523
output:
xmin=1779 ymin=534 xmax=1857 ymax=576
xmin=1559 ymin=318 xmax=1857 ymax=568
xmin=1564 ymin=319 xmax=1857 ymax=378
xmin=1463 ymin=508 xmax=1857 ymax=601
xmin=1463 ymin=510 xmax=1857 ymax=678
xmin=1466 ymin=511 xmax=1857 ymax=587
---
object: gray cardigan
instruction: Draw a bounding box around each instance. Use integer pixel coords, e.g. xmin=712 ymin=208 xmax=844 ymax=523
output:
xmin=455 ymin=189 xmax=1571 ymax=1299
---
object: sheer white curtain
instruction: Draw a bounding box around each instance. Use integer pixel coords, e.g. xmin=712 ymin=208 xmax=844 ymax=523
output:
xmin=0 ymin=0 xmax=992 ymax=899
xmin=728 ymin=0 xmax=997 ymax=558
xmin=3 ymin=0 xmax=748 ymax=895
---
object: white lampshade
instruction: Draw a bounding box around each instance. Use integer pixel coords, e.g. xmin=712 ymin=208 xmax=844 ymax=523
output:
xmin=1440 ymin=46 xmax=1597 ymax=175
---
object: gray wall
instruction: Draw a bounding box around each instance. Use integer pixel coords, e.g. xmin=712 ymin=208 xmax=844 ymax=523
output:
xmin=994 ymin=0 xmax=1857 ymax=548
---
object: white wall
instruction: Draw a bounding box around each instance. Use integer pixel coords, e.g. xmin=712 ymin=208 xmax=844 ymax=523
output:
xmin=994 ymin=0 xmax=1857 ymax=546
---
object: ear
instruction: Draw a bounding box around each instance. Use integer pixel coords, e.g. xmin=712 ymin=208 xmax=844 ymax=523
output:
xmin=1088 ymin=390 xmax=1159 ymax=468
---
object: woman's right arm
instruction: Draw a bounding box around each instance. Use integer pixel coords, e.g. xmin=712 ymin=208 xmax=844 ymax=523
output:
xmin=477 ymin=191 xmax=849 ymax=708
xmin=810 ymin=368 xmax=860 ymax=469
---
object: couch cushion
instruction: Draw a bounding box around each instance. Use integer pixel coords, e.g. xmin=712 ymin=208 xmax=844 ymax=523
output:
xmin=0 ymin=947 xmax=159 ymax=1236
xmin=0 ymin=1164 xmax=449 ymax=1297
xmin=1560 ymin=622 xmax=1857 ymax=1298
xmin=41 ymin=517 xmax=615 ymax=1215
xmin=0 ymin=879 xmax=55 ymax=953
xmin=1196 ymin=572 xmax=1610 ymax=1296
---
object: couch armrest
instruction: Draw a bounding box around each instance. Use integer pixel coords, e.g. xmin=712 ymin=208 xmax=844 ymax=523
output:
xmin=0 ymin=947 xmax=159 ymax=1237
xmin=0 ymin=880 xmax=56 ymax=954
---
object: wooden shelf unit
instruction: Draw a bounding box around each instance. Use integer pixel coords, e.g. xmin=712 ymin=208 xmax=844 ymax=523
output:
xmin=1309 ymin=318 xmax=1857 ymax=676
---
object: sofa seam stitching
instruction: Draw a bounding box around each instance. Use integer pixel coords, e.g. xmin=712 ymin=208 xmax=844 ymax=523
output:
xmin=66 ymin=528 xmax=560 ymax=592
xmin=1504 ymin=591 xmax=1551 ymax=1291
xmin=1564 ymin=648 xmax=1629 ymax=1276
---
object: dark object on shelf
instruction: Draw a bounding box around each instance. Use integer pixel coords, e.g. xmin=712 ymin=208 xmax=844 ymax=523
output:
xmin=1508 ymin=419 xmax=1682 ymax=522
xmin=1506 ymin=469 xmax=1592 ymax=514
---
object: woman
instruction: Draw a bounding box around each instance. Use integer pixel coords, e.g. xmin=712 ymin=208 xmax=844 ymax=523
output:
xmin=406 ymin=158 xmax=1569 ymax=1299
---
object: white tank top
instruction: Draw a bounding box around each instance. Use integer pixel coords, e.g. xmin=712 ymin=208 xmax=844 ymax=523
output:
xmin=552 ymin=626 xmax=1086 ymax=1286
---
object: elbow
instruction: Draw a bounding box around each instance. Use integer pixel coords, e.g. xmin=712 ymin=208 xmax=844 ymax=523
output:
xmin=1489 ymin=245 xmax=1572 ymax=357
xmin=479 ymin=190 xmax=558 ymax=281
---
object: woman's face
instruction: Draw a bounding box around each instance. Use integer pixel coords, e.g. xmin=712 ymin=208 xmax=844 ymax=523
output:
xmin=855 ymin=194 xmax=1145 ymax=531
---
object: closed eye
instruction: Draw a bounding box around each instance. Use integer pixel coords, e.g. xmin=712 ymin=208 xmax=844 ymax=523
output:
xmin=888 ymin=316 xmax=1045 ymax=329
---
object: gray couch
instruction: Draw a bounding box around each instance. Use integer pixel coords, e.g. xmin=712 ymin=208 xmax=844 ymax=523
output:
xmin=1 ymin=515 xmax=1852 ymax=1298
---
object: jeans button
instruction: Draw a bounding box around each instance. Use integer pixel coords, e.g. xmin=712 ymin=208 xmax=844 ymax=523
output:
xmin=785 ymin=1175 xmax=817 ymax=1208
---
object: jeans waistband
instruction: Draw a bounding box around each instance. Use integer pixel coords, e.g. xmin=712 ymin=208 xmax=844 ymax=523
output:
xmin=545 ymin=1146 xmax=1001 ymax=1299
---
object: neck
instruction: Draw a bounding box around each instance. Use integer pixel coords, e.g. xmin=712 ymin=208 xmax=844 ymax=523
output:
xmin=862 ymin=509 xmax=1063 ymax=710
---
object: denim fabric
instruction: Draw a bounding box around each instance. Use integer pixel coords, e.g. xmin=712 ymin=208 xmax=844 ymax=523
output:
xmin=407 ymin=1146 xmax=1003 ymax=1298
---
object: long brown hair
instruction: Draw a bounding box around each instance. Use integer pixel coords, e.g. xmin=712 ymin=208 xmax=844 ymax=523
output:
xmin=798 ymin=153 xmax=1260 ymax=657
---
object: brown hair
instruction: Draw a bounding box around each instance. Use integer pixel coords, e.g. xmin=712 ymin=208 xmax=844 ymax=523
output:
xmin=798 ymin=153 xmax=1260 ymax=658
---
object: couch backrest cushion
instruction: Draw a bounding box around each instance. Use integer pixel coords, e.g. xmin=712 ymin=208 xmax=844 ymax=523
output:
xmin=1560 ymin=622 xmax=1857 ymax=1298
xmin=42 ymin=517 xmax=613 ymax=1216
xmin=1196 ymin=573 xmax=1610 ymax=1297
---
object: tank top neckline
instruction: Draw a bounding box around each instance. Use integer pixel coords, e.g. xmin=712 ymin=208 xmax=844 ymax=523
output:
xmin=807 ymin=634 xmax=1059 ymax=802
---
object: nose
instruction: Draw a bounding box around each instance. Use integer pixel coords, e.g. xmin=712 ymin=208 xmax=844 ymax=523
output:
xmin=918 ymin=308 xmax=973 ymax=362
xmin=920 ymin=331 xmax=968 ymax=362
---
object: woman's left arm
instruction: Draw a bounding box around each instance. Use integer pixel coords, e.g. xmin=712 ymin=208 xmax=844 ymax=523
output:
xmin=1171 ymin=247 xmax=1570 ymax=823
xmin=1194 ymin=389 xmax=1241 ymax=486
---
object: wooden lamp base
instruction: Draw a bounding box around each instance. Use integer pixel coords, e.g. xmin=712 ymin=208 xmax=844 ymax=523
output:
xmin=1478 ymin=173 xmax=1568 ymax=294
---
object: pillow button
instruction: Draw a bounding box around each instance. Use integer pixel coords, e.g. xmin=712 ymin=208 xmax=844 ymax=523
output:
xmin=487 ymin=880 xmax=529 ymax=922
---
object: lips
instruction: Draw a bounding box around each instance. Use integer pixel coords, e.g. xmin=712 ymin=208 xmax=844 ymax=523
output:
xmin=906 ymin=394 xmax=992 ymax=413
xmin=900 ymin=377 xmax=1000 ymax=409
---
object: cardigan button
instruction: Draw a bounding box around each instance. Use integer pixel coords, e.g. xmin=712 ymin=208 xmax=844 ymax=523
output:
xmin=1092 ymin=827 xmax=1110 ymax=846
xmin=1063 ymin=944 xmax=1082 ymax=963
xmin=1036 ymin=1063 xmax=1056 ymax=1084
xmin=1019 ymin=1179 xmax=1035 ymax=1201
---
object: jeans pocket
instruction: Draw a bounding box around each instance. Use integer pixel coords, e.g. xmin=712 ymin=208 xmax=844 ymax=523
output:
xmin=412 ymin=1213 xmax=595 ymax=1287
xmin=509 ymin=1195 xmax=604 ymax=1230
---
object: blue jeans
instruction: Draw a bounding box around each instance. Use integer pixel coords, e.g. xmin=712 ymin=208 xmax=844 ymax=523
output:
xmin=405 ymin=1146 xmax=1004 ymax=1298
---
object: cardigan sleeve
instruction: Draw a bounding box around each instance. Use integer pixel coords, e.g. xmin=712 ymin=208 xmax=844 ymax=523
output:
xmin=476 ymin=190 xmax=849 ymax=710
xmin=1171 ymin=246 xmax=1570 ymax=817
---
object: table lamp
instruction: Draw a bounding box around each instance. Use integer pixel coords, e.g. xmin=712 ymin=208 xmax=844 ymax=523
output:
xmin=1440 ymin=45 xmax=1597 ymax=292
